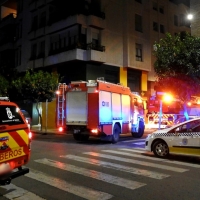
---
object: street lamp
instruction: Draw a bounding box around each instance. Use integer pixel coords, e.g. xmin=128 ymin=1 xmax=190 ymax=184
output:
xmin=158 ymin=94 xmax=173 ymax=129
xmin=187 ymin=14 xmax=193 ymax=20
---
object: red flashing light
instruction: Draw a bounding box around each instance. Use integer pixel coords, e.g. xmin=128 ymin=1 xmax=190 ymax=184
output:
xmin=28 ymin=132 xmax=32 ymax=139
xmin=91 ymin=129 xmax=98 ymax=133
xmin=56 ymin=90 xmax=60 ymax=95
xmin=58 ymin=127 xmax=63 ymax=132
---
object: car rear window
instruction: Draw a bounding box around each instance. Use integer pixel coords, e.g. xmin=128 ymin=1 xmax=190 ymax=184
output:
xmin=0 ymin=105 xmax=25 ymax=126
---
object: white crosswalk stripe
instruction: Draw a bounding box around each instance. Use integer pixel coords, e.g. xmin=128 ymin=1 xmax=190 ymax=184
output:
xmin=0 ymin=147 xmax=196 ymax=200
xmin=34 ymin=158 xmax=146 ymax=190
xmin=1 ymin=183 xmax=45 ymax=200
xmin=118 ymin=148 xmax=200 ymax=168
xmin=26 ymin=168 xmax=113 ymax=200
xmin=84 ymin=152 xmax=188 ymax=172
xmin=62 ymin=154 xmax=170 ymax=179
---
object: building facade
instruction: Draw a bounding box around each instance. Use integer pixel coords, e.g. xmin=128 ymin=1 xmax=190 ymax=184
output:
xmin=0 ymin=0 xmax=190 ymax=127
xmin=190 ymin=0 xmax=200 ymax=36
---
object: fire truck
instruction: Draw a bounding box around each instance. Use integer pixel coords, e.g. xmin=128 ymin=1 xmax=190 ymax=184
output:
xmin=56 ymin=79 xmax=145 ymax=143
xmin=147 ymin=92 xmax=200 ymax=129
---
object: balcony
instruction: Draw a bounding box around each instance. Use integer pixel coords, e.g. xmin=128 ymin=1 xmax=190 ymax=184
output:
xmin=0 ymin=13 xmax=16 ymax=29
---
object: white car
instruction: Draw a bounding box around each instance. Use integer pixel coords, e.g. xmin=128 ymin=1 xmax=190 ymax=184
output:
xmin=145 ymin=118 xmax=200 ymax=158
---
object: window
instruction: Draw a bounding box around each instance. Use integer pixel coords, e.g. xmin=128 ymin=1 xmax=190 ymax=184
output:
xmin=38 ymin=41 xmax=45 ymax=58
xmin=153 ymin=2 xmax=158 ymax=11
xmin=135 ymin=14 xmax=143 ymax=32
xmin=153 ymin=22 xmax=158 ymax=32
xmin=92 ymin=32 xmax=99 ymax=46
xmin=136 ymin=43 xmax=142 ymax=61
xmin=174 ymin=15 xmax=178 ymax=26
xmin=160 ymin=24 xmax=165 ymax=33
xmin=50 ymin=35 xmax=60 ymax=53
xmin=179 ymin=14 xmax=189 ymax=26
xmin=16 ymin=21 xmax=22 ymax=39
xmin=39 ymin=12 xmax=46 ymax=28
xmin=80 ymin=27 xmax=87 ymax=45
xmin=159 ymin=6 xmax=164 ymax=14
xmin=32 ymin=15 xmax=38 ymax=31
xmin=31 ymin=43 xmax=37 ymax=59
xmin=17 ymin=0 xmax=23 ymax=13
xmin=15 ymin=46 xmax=21 ymax=66
xmin=0 ymin=105 xmax=25 ymax=126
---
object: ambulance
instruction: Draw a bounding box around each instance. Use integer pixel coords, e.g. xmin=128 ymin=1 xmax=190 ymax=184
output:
xmin=0 ymin=98 xmax=31 ymax=185
xmin=145 ymin=117 xmax=200 ymax=158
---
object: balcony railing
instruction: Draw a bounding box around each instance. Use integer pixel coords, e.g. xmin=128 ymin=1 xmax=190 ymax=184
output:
xmin=48 ymin=42 xmax=105 ymax=56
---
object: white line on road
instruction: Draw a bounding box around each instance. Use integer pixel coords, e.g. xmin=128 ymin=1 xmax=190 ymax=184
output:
xmin=26 ymin=168 xmax=112 ymax=200
xmin=35 ymin=158 xmax=146 ymax=190
xmin=62 ymin=154 xmax=169 ymax=179
xmin=122 ymin=139 xmax=146 ymax=143
xmin=119 ymin=149 xmax=200 ymax=168
xmin=84 ymin=152 xmax=188 ymax=172
xmin=1 ymin=183 xmax=46 ymax=200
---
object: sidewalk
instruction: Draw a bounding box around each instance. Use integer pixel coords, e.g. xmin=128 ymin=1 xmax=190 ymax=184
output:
xmin=30 ymin=125 xmax=66 ymax=135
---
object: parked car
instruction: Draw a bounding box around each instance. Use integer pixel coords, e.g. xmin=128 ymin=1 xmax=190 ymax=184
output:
xmin=20 ymin=110 xmax=31 ymax=128
xmin=145 ymin=117 xmax=200 ymax=158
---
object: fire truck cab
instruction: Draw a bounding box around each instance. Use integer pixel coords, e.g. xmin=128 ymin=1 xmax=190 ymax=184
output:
xmin=56 ymin=79 xmax=145 ymax=143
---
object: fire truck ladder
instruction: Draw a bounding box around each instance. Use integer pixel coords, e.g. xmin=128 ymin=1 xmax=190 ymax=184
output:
xmin=57 ymin=83 xmax=66 ymax=127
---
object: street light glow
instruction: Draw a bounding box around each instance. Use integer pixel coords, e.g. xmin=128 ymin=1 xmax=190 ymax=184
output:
xmin=187 ymin=14 xmax=193 ymax=20
xmin=163 ymin=94 xmax=173 ymax=103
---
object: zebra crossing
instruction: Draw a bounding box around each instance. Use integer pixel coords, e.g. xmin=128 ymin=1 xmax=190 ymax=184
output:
xmin=1 ymin=148 xmax=200 ymax=200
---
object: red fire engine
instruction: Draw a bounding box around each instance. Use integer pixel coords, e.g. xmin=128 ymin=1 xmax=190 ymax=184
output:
xmin=56 ymin=79 xmax=145 ymax=143
xmin=147 ymin=92 xmax=200 ymax=129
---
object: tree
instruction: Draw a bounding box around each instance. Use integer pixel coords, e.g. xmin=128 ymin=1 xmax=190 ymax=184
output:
xmin=12 ymin=69 xmax=59 ymax=130
xmin=0 ymin=75 xmax=9 ymax=96
xmin=154 ymin=32 xmax=200 ymax=77
xmin=153 ymin=32 xmax=200 ymax=118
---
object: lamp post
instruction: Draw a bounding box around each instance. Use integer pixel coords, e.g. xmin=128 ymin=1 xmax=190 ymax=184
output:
xmin=158 ymin=94 xmax=173 ymax=130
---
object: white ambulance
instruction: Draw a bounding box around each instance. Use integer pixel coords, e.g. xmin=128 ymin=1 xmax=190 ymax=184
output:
xmin=145 ymin=118 xmax=200 ymax=158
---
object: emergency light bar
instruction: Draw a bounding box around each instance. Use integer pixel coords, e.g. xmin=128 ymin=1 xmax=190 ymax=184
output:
xmin=0 ymin=97 xmax=9 ymax=101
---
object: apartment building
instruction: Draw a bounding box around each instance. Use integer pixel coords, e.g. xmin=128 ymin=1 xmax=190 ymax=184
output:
xmin=190 ymin=0 xmax=200 ymax=36
xmin=0 ymin=0 xmax=190 ymax=126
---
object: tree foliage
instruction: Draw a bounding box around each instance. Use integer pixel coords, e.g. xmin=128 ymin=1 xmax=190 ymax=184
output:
xmin=154 ymin=32 xmax=200 ymax=77
xmin=153 ymin=32 xmax=200 ymax=119
xmin=0 ymin=75 xmax=9 ymax=96
xmin=153 ymin=32 xmax=200 ymax=103
xmin=12 ymin=69 xmax=59 ymax=103
xmin=12 ymin=69 xmax=59 ymax=130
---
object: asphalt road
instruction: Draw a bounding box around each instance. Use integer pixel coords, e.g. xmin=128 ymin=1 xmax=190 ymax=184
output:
xmin=0 ymin=130 xmax=200 ymax=200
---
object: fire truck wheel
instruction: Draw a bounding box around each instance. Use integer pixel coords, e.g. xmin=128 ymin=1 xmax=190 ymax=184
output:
xmin=112 ymin=124 xmax=120 ymax=143
xmin=131 ymin=121 xmax=145 ymax=138
xmin=152 ymin=140 xmax=169 ymax=158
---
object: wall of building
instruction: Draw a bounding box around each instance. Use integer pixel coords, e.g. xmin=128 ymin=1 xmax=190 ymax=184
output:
xmin=190 ymin=0 xmax=200 ymax=36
